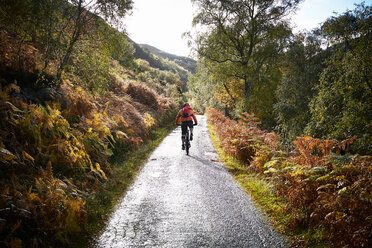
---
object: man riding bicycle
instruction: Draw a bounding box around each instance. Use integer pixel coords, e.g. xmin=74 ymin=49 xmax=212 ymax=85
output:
xmin=175 ymin=103 xmax=198 ymax=150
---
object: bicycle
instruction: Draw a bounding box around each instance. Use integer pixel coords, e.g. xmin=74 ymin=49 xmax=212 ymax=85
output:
xmin=178 ymin=123 xmax=196 ymax=155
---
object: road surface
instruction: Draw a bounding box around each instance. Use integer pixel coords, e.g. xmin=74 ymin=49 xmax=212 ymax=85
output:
xmin=96 ymin=115 xmax=288 ymax=247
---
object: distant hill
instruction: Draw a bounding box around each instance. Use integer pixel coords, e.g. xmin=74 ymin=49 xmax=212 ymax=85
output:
xmin=131 ymin=41 xmax=196 ymax=83
xmin=140 ymin=44 xmax=197 ymax=74
xmin=131 ymin=42 xmax=164 ymax=70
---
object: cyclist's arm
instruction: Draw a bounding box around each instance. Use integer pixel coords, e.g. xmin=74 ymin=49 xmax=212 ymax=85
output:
xmin=192 ymin=113 xmax=197 ymax=125
xmin=175 ymin=111 xmax=182 ymax=125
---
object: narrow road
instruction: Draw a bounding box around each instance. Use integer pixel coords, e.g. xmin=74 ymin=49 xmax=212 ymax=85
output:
xmin=96 ymin=115 xmax=288 ymax=247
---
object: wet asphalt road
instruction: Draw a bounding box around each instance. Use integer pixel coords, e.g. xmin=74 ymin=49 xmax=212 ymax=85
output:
xmin=96 ymin=115 xmax=288 ymax=248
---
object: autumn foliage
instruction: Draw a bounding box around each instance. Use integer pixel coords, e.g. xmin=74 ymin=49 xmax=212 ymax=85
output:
xmin=0 ymin=72 xmax=176 ymax=245
xmin=0 ymin=0 xmax=183 ymax=245
xmin=0 ymin=29 xmax=178 ymax=247
xmin=206 ymin=108 xmax=372 ymax=247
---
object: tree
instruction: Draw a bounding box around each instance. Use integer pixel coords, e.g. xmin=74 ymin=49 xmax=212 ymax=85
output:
xmin=187 ymin=61 xmax=218 ymax=112
xmin=247 ymin=57 xmax=281 ymax=129
xmin=0 ymin=0 xmax=134 ymax=81
xmin=55 ymin=0 xmax=134 ymax=80
xmin=306 ymin=3 xmax=372 ymax=154
xmin=190 ymin=0 xmax=300 ymax=101
xmin=107 ymin=30 xmax=135 ymax=69
xmin=66 ymin=35 xmax=112 ymax=93
xmin=274 ymin=33 xmax=329 ymax=141
xmin=0 ymin=0 xmax=63 ymax=73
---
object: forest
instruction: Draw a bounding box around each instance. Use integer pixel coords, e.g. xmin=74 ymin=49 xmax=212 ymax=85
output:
xmin=187 ymin=0 xmax=371 ymax=247
xmin=0 ymin=0 xmax=370 ymax=247
xmin=188 ymin=0 xmax=371 ymax=155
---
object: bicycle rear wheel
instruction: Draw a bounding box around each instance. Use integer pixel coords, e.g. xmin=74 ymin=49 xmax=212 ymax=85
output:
xmin=186 ymin=141 xmax=190 ymax=155
xmin=185 ymin=131 xmax=190 ymax=155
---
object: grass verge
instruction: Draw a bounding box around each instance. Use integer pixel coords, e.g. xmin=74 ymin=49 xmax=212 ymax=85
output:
xmin=70 ymin=124 xmax=175 ymax=247
xmin=207 ymin=121 xmax=329 ymax=248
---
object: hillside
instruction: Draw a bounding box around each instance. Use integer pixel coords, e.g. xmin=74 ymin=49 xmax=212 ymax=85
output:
xmin=140 ymin=44 xmax=197 ymax=74
xmin=0 ymin=1 xmax=185 ymax=247
xmin=131 ymin=41 xmax=195 ymax=85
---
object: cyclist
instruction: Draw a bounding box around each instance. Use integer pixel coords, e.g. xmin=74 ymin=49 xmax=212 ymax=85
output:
xmin=175 ymin=102 xmax=198 ymax=150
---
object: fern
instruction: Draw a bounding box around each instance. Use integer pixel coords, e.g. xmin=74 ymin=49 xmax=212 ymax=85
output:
xmin=206 ymin=108 xmax=372 ymax=247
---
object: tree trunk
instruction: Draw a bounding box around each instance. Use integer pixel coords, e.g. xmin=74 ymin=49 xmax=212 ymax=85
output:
xmin=224 ymin=105 xmax=231 ymax=118
xmin=244 ymin=78 xmax=252 ymax=100
xmin=56 ymin=38 xmax=78 ymax=81
xmin=223 ymin=82 xmax=236 ymax=104
xmin=56 ymin=0 xmax=83 ymax=82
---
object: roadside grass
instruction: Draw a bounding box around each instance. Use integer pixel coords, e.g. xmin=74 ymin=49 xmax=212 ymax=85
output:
xmin=207 ymin=122 xmax=330 ymax=248
xmin=236 ymin=174 xmax=290 ymax=232
xmin=72 ymin=124 xmax=175 ymax=247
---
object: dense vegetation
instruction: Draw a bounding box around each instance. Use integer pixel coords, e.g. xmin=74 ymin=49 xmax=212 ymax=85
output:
xmin=188 ymin=1 xmax=371 ymax=247
xmin=207 ymin=108 xmax=371 ymax=247
xmin=188 ymin=1 xmax=371 ymax=155
xmin=0 ymin=0 xmax=186 ymax=247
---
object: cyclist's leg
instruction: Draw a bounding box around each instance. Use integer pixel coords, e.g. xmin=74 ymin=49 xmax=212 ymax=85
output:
xmin=181 ymin=122 xmax=187 ymax=148
xmin=185 ymin=125 xmax=190 ymax=148
xmin=188 ymin=121 xmax=194 ymax=140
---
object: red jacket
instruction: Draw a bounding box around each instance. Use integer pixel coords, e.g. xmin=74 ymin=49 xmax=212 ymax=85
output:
xmin=175 ymin=106 xmax=197 ymax=125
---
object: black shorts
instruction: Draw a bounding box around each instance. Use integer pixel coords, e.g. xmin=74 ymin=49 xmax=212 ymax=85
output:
xmin=181 ymin=121 xmax=193 ymax=135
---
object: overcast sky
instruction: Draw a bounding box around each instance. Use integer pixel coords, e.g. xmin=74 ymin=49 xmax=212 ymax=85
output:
xmin=124 ymin=0 xmax=368 ymax=57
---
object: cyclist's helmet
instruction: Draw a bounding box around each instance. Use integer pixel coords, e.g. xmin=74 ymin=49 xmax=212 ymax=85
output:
xmin=183 ymin=102 xmax=190 ymax=107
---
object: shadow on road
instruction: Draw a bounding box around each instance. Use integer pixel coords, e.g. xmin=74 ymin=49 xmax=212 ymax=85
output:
xmin=187 ymin=155 xmax=227 ymax=173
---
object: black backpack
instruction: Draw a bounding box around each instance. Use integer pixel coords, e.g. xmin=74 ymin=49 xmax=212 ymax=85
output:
xmin=182 ymin=108 xmax=192 ymax=118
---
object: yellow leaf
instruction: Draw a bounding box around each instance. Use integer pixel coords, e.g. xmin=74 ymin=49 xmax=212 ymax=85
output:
xmin=0 ymin=148 xmax=16 ymax=161
xmin=143 ymin=113 xmax=155 ymax=127
xmin=96 ymin=163 xmax=107 ymax=180
xmin=55 ymin=188 xmax=66 ymax=196
xmin=22 ymin=151 xmax=34 ymax=162
xmin=28 ymin=192 xmax=40 ymax=201
xmin=116 ymin=130 xmax=128 ymax=139
xmin=5 ymin=101 xmax=23 ymax=112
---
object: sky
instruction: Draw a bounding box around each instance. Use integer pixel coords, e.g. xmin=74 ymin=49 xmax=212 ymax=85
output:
xmin=124 ymin=0 xmax=369 ymax=57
